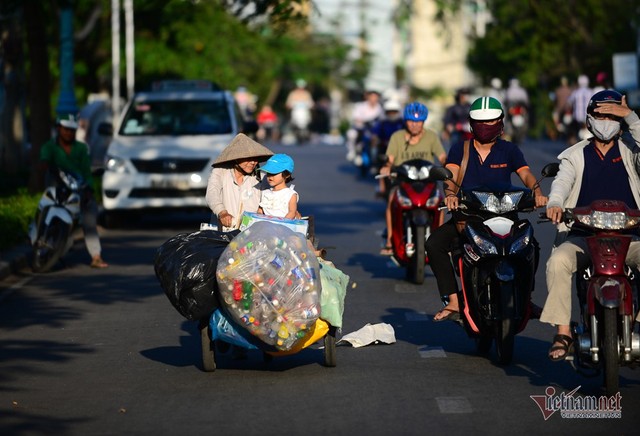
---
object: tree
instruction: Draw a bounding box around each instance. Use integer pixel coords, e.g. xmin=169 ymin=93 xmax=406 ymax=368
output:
xmin=427 ymin=0 xmax=639 ymax=136
xmin=4 ymin=0 xmax=366 ymax=192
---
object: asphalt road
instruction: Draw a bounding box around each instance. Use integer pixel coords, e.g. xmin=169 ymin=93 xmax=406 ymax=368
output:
xmin=1 ymin=137 xmax=638 ymax=435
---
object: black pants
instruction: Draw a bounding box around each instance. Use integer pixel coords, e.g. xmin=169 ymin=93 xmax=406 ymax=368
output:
xmin=425 ymin=218 xmax=459 ymax=299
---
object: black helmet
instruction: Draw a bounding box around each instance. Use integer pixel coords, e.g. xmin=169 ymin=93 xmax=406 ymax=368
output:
xmin=587 ymin=89 xmax=622 ymax=116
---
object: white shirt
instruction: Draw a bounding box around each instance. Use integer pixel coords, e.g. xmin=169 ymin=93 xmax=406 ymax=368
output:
xmin=259 ymin=186 xmax=298 ymax=218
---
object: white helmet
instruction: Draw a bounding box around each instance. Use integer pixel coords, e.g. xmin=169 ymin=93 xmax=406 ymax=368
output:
xmin=383 ymin=100 xmax=401 ymax=112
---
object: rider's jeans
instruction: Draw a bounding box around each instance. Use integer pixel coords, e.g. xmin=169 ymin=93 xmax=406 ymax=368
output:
xmin=81 ymin=197 xmax=102 ymax=259
xmin=541 ymin=236 xmax=640 ymax=326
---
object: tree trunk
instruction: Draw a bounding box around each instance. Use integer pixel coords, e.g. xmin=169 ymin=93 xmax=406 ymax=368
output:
xmin=24 ymin=1 xmax=52 ymax=194
xmin=0 ymin=8 xmax=27 ymax=182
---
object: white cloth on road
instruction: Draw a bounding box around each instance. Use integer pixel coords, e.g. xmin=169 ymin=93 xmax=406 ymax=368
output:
xmin=337 ymin=323 xmax=396 ymax=348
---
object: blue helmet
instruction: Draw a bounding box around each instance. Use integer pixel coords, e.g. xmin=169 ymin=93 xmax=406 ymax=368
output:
xmin=403 ymin=102 xmax=428 ymax=122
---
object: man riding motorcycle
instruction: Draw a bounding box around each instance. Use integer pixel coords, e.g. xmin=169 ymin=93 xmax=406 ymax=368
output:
xmin=542 ymin=90 xmax=640 ymax=361
xmin=371 ymin=100 xmax=405 ymax=197
xmin=379 ymin=101 xmax=447 ymax=255
xmin=426 ymin=96 xmax=547 ymax=321
xmin=346 ymin=90 xmax=384 ymax=163
xmin=39 ymin=114 xmax=108 ymax=269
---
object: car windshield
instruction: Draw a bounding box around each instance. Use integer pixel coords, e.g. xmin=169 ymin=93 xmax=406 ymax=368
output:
xmin=119 ymin=99 xmax=233 ymax=136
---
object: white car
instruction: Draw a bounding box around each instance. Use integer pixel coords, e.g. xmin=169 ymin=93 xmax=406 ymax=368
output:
xmin=101 ymin=80 xmax=255 ymax=226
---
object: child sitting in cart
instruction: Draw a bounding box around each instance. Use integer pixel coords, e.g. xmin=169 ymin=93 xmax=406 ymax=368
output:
xmin=257 ymin=154 xmax=298 ymax=219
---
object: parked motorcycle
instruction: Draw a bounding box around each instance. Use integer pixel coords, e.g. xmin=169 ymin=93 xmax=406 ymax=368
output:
xmin=543 ymin=198 xmax=640 ymax=395
xmin=379 ymin=160 xmax=447 ymax=284
xmin=434 ymin=163 xmax=556 ymax=364
xmin=29 ymin=168 xmax=98 ymax=272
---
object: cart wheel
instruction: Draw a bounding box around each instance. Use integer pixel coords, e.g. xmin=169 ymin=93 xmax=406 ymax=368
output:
xmin=323 ymin=326 xmax=337 ymax=367
xmin=199 ymin=321 xmax=216 ymax=372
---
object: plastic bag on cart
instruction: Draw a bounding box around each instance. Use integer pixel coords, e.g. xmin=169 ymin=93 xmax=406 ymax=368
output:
xmin=318 ymin=258 xmax=349 ymax=328
xmin=216 ymin=221 xmax=322 ymax=351
xmin=210 ymin=309 xmax=260 ymax=350
xmin=154 ymin=229 xmax=238 ymax=321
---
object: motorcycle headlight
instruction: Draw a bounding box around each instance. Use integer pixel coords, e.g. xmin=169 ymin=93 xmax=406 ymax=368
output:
xmin=509 ymin=228 xmax=532 ymax=254
xmin=426 ymin=188 xmax=443 ymax=207
xmin=105 ymin=155 xmax=128 ymax=173
xmin=466 ymin=225 xmax=498 ymax=255
xmin=472 ymin=191 xmax=523 ymax=213
xmin=60 ymin=172 xmax=80 ymax=191
xmin=396 ymin=189 xmax=413 ymax=207
xmin=402 ymin=164 xmax=431 ymax=181
xmin=574 ymin=210 xmax=639 ymax=230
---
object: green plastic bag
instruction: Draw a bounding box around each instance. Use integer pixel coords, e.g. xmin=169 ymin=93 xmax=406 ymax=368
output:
xmin=318 ymin=258 xmax=349 ymax=328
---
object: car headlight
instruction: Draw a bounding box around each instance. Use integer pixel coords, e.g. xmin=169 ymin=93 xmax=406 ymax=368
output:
xmin=105 ymin=155 xmax=128 ymax=173
xmin=466 ymin=225 xmax=498 ymax=255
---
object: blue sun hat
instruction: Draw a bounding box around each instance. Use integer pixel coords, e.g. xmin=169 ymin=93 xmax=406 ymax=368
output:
xmin=260 ymin=153 xmax=294 ymax=174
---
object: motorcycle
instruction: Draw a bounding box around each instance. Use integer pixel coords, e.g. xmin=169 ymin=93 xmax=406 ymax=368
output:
xmin=434 ymin=163 xmax=556 ymax=364
xmin=543 ymin=197 xmax=640 ymax=395
xmin=378 ymin=160 xmax=447 ymax=284
xmin=352 ymin=121 xmax=377 ymax=178
xmin=505 ymin=102 xmax=528 ymax=145
xmin=28 ymin=168 xmax=99 ymax=272
xmin=290 ymin=102 xmax=312 ymax=144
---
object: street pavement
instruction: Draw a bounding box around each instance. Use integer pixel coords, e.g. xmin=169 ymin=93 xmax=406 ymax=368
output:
xmin=1 ymin=136 xmax=638 ymax=435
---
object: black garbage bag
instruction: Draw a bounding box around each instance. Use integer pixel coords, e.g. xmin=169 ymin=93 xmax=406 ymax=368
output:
xmin=154 ymin=229 xmax=239 ymax=321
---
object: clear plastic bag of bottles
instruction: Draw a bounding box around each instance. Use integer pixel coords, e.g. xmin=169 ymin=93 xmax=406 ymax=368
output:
xmin=216 ymin=221 xmax=322 ymax=351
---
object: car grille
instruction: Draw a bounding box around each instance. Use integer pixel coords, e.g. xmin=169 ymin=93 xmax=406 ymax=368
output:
xmin=131 ymin=158 xmax=210 ymax=174
xmin=129 ymin=188 xmax=206 ymax=198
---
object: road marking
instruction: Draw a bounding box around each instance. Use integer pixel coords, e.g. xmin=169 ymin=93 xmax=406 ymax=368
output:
xmin=436 ymin=397 xmax=473 ymax=413
xmin=418 ymin=345 xmax=446 ymax=358
xmin=405 ymin=312 xmax=429 ymax=322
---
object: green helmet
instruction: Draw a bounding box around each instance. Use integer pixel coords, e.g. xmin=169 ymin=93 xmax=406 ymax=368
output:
xmin=469 ymin=96 xmax=504 ymax=121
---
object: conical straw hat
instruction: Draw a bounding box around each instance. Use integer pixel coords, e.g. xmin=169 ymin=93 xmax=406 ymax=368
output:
xmin=213 ymin=133 xmax=273 ymax=166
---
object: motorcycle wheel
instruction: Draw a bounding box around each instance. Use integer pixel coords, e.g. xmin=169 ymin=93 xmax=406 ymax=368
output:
xmin=602 ymin=307 xmax=620 ymax=396
xmin=32 ymin=219 xmax=70 ymax=273
xmin=199 ymin=320 xmax=216 ymax=372
xmin=496 ymin=282 xmax=516 ymax=365
xmin=407 ymin=225 xmax=426 ymax=285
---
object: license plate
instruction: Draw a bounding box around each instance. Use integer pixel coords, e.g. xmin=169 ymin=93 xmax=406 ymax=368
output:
xmin=150 ymin=176 xmax=191 ymax=190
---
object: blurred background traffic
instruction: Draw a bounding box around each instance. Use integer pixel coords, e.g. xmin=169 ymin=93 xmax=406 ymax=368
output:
xmin=0 ymin=0 xmax=638 ymax=193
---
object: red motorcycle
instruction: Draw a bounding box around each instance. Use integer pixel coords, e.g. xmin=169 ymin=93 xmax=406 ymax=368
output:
xmin=551 ymin=199 xmax=640 ymax=395
xmin=381 ymin=159 xmax=447 ymax=284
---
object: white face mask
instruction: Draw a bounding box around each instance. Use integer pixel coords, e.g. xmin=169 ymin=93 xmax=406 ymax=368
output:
xmin=587 ymin=114 xmax=621 ymax=142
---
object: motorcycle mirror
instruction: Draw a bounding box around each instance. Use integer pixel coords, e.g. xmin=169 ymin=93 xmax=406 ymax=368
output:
xmin=429 ymin=166 xmax=453 ymax=181
xmin=541 ymin=162 xmax=560 ymax=178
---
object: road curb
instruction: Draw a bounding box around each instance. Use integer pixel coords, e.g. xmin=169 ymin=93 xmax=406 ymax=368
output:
xmin=0 ymin=244 xmax=31 ymax=281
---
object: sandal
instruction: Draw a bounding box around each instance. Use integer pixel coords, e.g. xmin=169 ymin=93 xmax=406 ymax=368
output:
xmin=90 ymin=257 xmax=109 ymax=269
xmin=380 ymin=245 xmax=393 ymax=256
xmin=548 ymin=333 xmax=574 ymax=362
xmin=433 ymin=307 xmax=460 ymax=322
